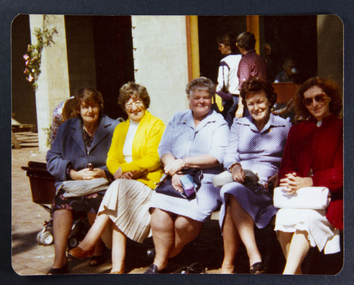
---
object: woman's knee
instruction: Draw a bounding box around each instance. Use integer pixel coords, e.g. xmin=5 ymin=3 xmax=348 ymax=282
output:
xmin=151 ymin=208 xmax=174 ymax=231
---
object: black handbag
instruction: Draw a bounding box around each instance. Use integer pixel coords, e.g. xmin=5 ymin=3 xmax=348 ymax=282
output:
xmin=155 ymin=169 xmax=203 ymax=200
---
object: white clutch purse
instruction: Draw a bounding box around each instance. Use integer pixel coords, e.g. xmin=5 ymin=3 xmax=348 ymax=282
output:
xmin=273 ymin=187 xmax=331 ymax=210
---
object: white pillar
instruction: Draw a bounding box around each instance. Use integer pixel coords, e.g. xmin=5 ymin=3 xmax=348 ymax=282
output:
xmin=29 ymin=15 xmax=70 ymax=152
xmin=131 ymin=16 xmax=190 ymax=125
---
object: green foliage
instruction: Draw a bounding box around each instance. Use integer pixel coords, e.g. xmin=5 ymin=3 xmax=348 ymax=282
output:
xmin=23 ymin=16 xmax=59 ymax=91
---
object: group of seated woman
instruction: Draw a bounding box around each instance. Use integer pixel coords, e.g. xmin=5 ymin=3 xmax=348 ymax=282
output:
xmin=45 ymin=75 xmax=343 ymax=275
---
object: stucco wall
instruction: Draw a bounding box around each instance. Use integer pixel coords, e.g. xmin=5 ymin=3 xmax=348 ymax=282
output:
xmin=131 ymin=16 xmax=190 ymax=125
xmin=317 ymin=15 xmax=344 ymax=89
xmin=29 ymin=15 xmax=70 ymax=151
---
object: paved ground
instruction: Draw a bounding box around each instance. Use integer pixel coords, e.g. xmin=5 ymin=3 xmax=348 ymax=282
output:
xmin=11 ymin=141 xmax=343 ymax=278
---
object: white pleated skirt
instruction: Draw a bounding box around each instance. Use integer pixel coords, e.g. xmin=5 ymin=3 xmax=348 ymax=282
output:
xmin=275 ymin=208 xmax=340 ymax=254
xmin=98 ymin=179 xmax=153 ymax=245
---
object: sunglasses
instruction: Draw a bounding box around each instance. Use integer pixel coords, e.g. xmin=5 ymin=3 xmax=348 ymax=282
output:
xmin=302 ymin=94 xmax=330 ymax=106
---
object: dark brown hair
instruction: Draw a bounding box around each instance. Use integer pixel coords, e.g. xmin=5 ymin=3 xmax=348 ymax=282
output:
xmin=118 ymin=82 xmax=150 ymax=113
xmin=217 ymin=32 xmax=238 ymax=53
xmin=62 ymin=97 xmax=78 ymax=121
xmin=236 ymin=31 xmax=256 ymax=51
xmin=294 ymin=77 xmax=343 ymax=119
xmin=74 ymin=87 xmax=104 ymax=114
xmin=240 ymin=77 xmax=277 ymax=109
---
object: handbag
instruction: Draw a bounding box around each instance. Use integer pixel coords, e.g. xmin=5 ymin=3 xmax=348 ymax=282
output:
xmin=155 ymin=169 xmax=203 ymax=200
xmin=273 ymin=187 xmax=331 ymax=210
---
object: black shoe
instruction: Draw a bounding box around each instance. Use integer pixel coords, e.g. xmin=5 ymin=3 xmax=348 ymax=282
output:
xmin=147 ymin=248 xmax=156 ymax=258
xmin=249 ymin=262 xmax=265 ymax=274
xmin=89 ymin=254 xmax=107 ymax=267
xmin=172 ymin=262 xmax=206 ymax=274
xmin=144 ymin=264 xmax=159 ymax=274
xmin=47 ymin=262 xmax=69 ymax=275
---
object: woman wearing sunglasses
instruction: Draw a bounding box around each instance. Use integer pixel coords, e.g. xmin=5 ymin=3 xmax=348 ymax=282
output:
xmin=275 ymin=77 xmax=343 ymax=274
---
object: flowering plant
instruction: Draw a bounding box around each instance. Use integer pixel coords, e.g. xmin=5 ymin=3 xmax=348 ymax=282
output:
xmin=23 ymin=20 xmax=58 ymax=91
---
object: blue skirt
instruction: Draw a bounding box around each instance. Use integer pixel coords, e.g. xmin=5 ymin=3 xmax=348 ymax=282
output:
xmin=219 ymin=182 xmax=277 ymax=230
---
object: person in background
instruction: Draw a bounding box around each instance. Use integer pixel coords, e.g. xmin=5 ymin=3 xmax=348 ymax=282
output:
xmin=50 ymin=97 xmax=77 ymax=145
xmin=46 ymin=87 xmax=118 ymax=274
xmin=219 ymin=77 xmax=291 ymax=274
xmin=274 ymin=58 xmax=298 ymax=83
xmin=216 ymin=32 xmax=242 ymax=126
xmin=69 ymin=82 xmax=165 ymax=274
xmin=236 ymin=32 xmax=267 ymax=118
xmin=275 ymin=77 xmax=343 ymax=274
xmin=145 ymin=77 xmax=229 ymax=273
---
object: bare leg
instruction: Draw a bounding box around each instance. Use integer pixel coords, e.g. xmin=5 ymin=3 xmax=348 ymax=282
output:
xmin=220 ymin=201 xmax=241 ymax=273
xmin=110 ymin=223 xmax=126 ymax=273
xmin=78 ymin=213 xmax=110 ymax=251
xmin=150 ymin=208 xmax=175 ymax=271
xmin=277 ymin=231 xmax=293 ymax=261
xmin=283 ymin=230 xmax=310 ymax=274
xmin=169 ymin=215 xmax=203 ymax=258
xmin=52 ymin=209 xmax=73 ymax=269
xmin=87 ymin=212 xmax=105 ymax=258
xmin=229 ymin=195 xmax=262 ymax=266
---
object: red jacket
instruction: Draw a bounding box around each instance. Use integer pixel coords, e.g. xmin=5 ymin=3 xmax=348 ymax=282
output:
xmin=278 ymin=114 xmax=343 ymax=229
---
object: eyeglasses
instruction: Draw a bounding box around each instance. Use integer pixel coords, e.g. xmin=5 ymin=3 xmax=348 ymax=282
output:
xmin=125 ymin=101 xmax=144 ymax=109
xmin=302 ymin=94 xmax=330 ymax=107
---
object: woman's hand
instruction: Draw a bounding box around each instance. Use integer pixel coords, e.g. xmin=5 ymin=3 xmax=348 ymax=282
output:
xmin=120 ymin=171 xmax=134 ymax=180
xmin=70 ymin=168 xmax=106 ymax=180
xmin=235 ymin=104 xmax=244 ymax=118
xmin=113 ymin=167 xmax=123 ymax=180
xmin=265 ymin=173 xmax=279 ymax=191
xmin=279 ymin=172 xmax=313 ymax=194
xmin=164 ymin=159 xmax=184 ymax=176
xmin=171 ymin=173 xmax=184 ymax=193
xmin=231 ymin=163 xmax=245 ymax=183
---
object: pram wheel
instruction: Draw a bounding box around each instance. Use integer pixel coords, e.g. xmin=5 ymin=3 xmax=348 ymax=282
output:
xmin=37 ymin=230 xmax=54 ymax=245
xmin=68 ymin=236 xmax=79 ymax=249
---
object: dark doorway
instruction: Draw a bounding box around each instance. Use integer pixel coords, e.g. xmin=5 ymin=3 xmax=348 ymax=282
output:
xmin=198 ymin=16 xmax=246 ymax=85
xmin=263 ymin=15 xmax=318 ymax=84
xmin=198 ymin=16 xmax=317 ymax=86
xmin=92 ymin=16 xmax=134 ymax=120
xmin=12 ymin=15 xmax=37 ymax=126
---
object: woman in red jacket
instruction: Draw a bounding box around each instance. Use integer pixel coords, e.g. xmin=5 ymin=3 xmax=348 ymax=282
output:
xmin=275 ymin=77 xmax=343 ymax=274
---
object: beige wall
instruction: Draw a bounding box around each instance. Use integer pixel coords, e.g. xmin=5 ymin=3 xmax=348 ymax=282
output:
xmin=317 ymin=15 xmax=344 ymax=90
xmin=29 ymin=15 xmax=70 ymax=152
xmin=131 ymin=16 xmax=190 ymax=125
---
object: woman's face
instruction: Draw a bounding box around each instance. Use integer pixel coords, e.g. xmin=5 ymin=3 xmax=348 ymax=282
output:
xmin=189 ymin=89 xmax=212 ymax=120
xmin=302 ymin=85 xmax=331 ymax=121
xmin=245 ymin=90 xmax=271 ymax=124
xmin=79 ymin=100 xmax=100 ymax=125
xmin=125 ymin=96 xmax=146 ymax=123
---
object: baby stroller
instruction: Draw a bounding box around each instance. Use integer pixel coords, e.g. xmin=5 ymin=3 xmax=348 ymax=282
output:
xmin=21 ymin=161 xmax=90 ymax=248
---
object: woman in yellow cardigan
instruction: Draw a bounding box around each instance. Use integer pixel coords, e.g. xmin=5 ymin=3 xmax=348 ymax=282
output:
xmin=69 ymin=82 xmax=165 ymax=273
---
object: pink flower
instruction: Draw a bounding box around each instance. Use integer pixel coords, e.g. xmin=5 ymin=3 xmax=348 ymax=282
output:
xmin=25 ymin=60 xmax=29 ymax=66
xmin=23 ymin=68 xmax=29 ymax=74
xmin=27 ymin=74 xmax=34 ymax=82
xmin=23 ymin=54 xmax=30 ymax=60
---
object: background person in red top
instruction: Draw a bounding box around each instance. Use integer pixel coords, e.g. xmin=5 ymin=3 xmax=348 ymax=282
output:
xmin=274 ymin=77 xmax=343 ymax=274
xmin=235 ymin=31 xmax=267 ymax=118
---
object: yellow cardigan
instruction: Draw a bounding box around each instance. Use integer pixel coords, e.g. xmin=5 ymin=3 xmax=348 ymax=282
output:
xmin=106 ymin=111 xmax=165 ymax=189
